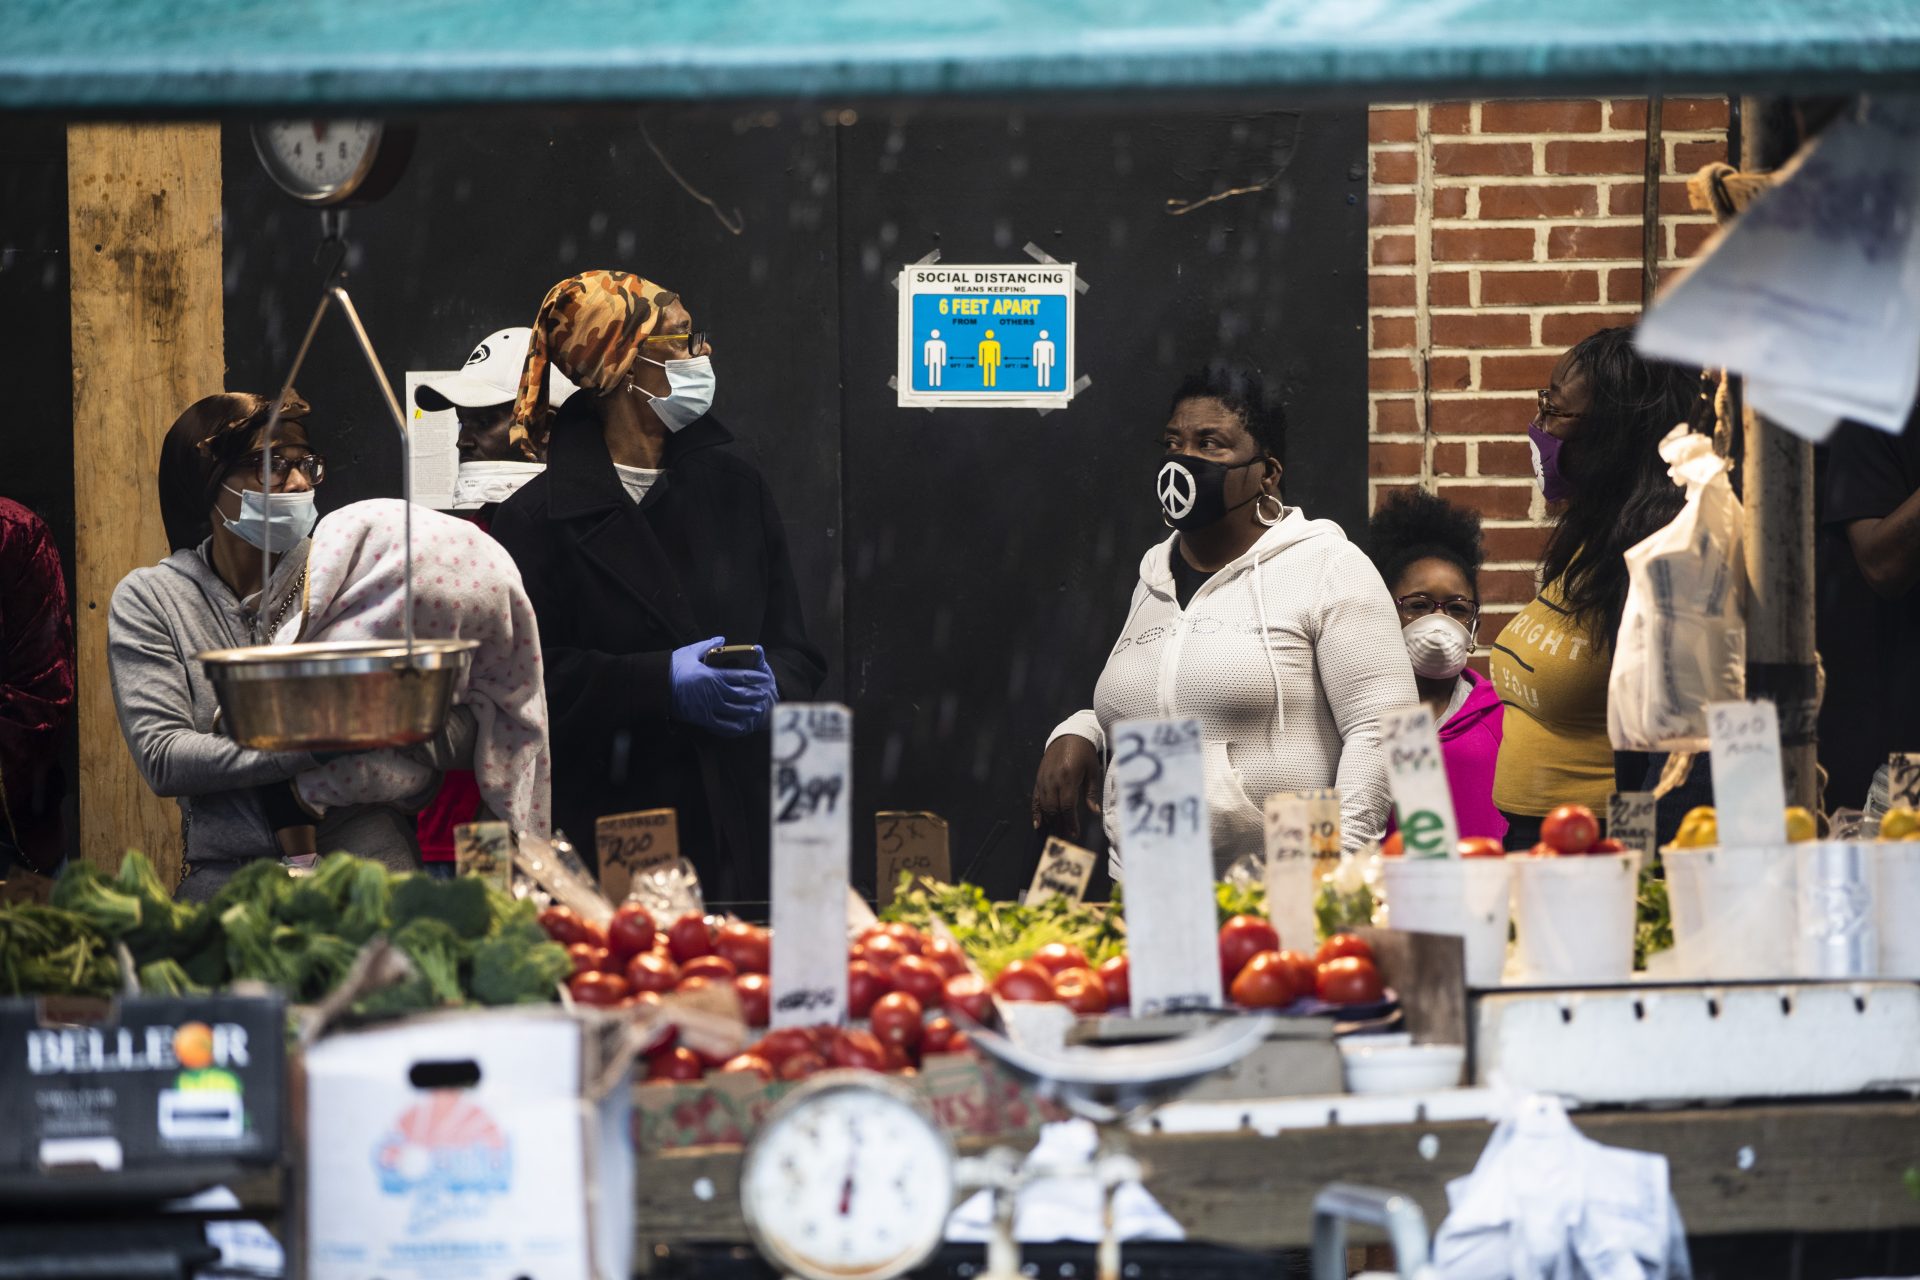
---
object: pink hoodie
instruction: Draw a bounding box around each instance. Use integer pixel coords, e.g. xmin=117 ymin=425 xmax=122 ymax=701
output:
xmin=1440 ymin=668 xmax=1508 ymax=843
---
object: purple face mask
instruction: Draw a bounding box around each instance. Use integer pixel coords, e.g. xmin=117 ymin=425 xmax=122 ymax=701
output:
xmin=1528 ymin=419 xmax=1570 ymax=503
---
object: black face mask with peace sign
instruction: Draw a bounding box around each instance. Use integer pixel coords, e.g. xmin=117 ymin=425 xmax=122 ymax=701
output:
xmin=1157 ymin=453 xmax=1265 ymax=530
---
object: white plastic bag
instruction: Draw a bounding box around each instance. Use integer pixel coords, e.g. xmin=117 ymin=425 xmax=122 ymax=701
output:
xmin=1609 ymin=426 xmax=1747 ymax=753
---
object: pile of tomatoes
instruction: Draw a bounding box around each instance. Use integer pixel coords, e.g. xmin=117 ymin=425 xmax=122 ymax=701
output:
xmin=1216 ymin=917 xmax=1385 ymax=1008
xmin=538 ymin=902 xmax=777 ymax=1024
xmin=1380 ymin=803 xmax=1626 ymax=859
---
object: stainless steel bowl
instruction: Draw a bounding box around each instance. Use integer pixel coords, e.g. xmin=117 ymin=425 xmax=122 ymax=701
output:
xmin=198 ymin=639 xmax=480 ymax=752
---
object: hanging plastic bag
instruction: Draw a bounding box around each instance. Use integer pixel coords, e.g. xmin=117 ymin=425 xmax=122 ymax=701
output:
xmin=1609 ymin=426 xmax=1747 ymax=752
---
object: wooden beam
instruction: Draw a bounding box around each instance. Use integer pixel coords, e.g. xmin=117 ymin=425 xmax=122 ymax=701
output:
xmin=67 ymin=122 xmax=224 ymax=883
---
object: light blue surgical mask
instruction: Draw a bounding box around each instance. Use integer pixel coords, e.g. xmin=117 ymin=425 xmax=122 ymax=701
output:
xmin=632 ymin=354 xmax=715 ymax=432
xmin=221 ymin=484 xmax=317 ymax=552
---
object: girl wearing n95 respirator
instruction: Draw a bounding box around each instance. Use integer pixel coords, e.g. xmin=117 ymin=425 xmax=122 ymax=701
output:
xmin=1368 ymin=490 xmax=1507 ymax=844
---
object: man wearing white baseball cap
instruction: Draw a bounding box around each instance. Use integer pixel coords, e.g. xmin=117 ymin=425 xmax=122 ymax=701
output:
xmin=415 ymin=326 xmax=579 ymax=509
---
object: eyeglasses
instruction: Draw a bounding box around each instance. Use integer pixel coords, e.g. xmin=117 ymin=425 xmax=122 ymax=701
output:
xmin=640 ymin=330 xmax=709 ymax=359
xmin=1396 ymin=593 xmax=1479 ymax=625
xmin=239 ymin=453 xmax=326 ymax=489
xmin=1536 ymin=388 xmax=1579 ymax=421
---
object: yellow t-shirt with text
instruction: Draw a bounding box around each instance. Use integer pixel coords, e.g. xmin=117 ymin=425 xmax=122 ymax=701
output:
xmin=1490 ymin=581 xmax=1613 ymax=817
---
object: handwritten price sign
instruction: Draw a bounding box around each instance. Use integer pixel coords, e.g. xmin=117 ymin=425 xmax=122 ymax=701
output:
xmin=1112 ymin=717 xmax=1221 ymax=1014
xmin=1024 ymin=837 xmax=1097 ymax=907
xmin=1707 ymin=700 xmax=1787 ymax=846
xmin=594 ymin=809 xmax=680 ymax=903
xmin=1889 ymin=754 xmax=1920 ymax=811
xmin=769 ymin=704 xmax=852 ymax=1026
xmin=1263 ymin=793 xmax=1316 ymax=957
xmin=875 ymin=811 xmax=951 ymax=907
xmin=1381 ymin=705 xmax=1460 ymax=858
xmin=1607 ymin=792 xmax=1657 ymax=858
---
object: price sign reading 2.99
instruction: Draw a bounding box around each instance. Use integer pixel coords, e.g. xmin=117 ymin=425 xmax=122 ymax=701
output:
xmin=1381 ymin=705 xmax=1459 ymax=858
xmin=1111 ymin=717 xmax=1222 ymax=1014
xmin=769 ymin=704 xmax=852 ymax=1027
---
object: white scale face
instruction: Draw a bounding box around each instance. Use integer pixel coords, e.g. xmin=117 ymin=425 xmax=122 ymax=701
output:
xmin=251 ymin=119 xmax=384 ymax=204
xmin=742 ymin=1075 xmax=955 ymax=1280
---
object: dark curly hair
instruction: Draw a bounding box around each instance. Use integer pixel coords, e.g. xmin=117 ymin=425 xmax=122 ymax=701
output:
xmin=157 ymin=390 xmax=310 ymax=552
xmin=1169 ymin=362 xmax=1287 ymax=463
xmin=1368 ymin=489 xmax=1485 ymax=600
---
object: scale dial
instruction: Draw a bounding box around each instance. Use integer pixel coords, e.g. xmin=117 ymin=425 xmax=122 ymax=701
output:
xmin=249 ymin=119 xmax=413 ymax=206
xmin=741 ymin=1071 xmax=955 ymax=1280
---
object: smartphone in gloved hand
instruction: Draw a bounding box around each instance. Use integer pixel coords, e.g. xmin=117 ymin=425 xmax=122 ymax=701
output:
xmin=703 ymin=644 xmax=763 ymax=670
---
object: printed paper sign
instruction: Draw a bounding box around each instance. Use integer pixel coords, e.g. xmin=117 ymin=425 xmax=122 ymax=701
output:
xmin=452 ymin=821 xmax=514 ymax=894
xmin=1024 ymin=837 xmax=1097 ymax=907
xmin=595 ymin=809 xmax=681 ymax=904
xmin=874 ymin=811 xmax=951 ymax=907
xmin=402 ymin=370 xmax=460 ymax=510
xmin=1707 ymin=699 xmax=1789 ymax=845
xmin=896 ymin=264 xmax=1077 ymax=409
xmin=1302 ymin=787 xmax=1342 ymax=872
xmin=1889 ymin=753 xmax=1920 ymax=810
xmin=1607 ymin=792 xmax=1659 ymax=858
xmin=1111 ymin=717 xmax=1221 ymax=1013
xmin=1263 ymin=793 xmax=1317 ymax=958
xmin=1381 ymin=706 xmax=1460 ymax=858
xmin=770 ymin=704 xmax=852 ymax=1027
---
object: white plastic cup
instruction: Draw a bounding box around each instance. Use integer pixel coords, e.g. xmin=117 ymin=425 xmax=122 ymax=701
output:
xmin=1872 ymin=843 xmax=1920 ymax=977
xmin=1510 ymin=852 xmax=1642 ymax=983
xmin=1795 ymin=842 xmax=1878 ymax=978
xmin=1379 ymin=856 xmax=1512 ymax=988
xmin=1662 ymin=844 xmax=1797 ymax=979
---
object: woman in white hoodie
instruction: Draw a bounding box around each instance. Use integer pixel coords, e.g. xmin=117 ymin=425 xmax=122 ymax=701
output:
xmin=1031 ymin=365 xmax=1416 ymax=873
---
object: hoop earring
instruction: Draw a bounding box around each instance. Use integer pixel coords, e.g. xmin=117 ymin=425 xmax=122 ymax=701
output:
xmin=1255 ymin=493 xmax=1284 ymax=526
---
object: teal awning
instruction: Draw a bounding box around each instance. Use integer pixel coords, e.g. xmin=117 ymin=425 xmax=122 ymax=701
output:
xmin=6 ymin=0 xmax=1920 ymax=111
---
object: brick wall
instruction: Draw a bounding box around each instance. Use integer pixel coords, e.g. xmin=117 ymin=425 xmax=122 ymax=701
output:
xmin=1366 ymin=97 xmax=1729 ymax=649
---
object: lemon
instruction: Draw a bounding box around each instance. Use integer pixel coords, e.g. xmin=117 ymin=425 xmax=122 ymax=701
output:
xmin=1882 ymin=808 xmax=1920 ymax=841
xmin=1673 ymin=806 xmax=1719 ymax=849
xmin=1784 ymin=806 xmax=1817 ymax=843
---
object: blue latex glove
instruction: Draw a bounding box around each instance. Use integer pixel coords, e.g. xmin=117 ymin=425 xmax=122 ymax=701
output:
xmin=668 ymin=636 xmax=777 ymax=737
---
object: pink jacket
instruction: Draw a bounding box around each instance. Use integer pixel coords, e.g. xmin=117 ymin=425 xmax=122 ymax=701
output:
xmin=1441 ymin=668 xmax=1508 ymax=842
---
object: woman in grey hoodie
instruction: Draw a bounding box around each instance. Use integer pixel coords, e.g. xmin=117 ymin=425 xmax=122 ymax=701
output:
xmin=109 ymin=392 xmax=467 ymax=901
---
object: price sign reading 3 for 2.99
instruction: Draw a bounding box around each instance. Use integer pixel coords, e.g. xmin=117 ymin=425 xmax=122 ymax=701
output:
xmin=769 ymin=704 xmax=852 ymax=1027
xmin=1381 ymin=705 xmax=1459 ymax=858
xmin=1112 ymin=717 xmax=1222 ymax=1013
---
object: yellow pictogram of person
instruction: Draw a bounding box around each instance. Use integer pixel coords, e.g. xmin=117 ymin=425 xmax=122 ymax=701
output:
xmin=978 ymin=329 xmax=1002 ymax=388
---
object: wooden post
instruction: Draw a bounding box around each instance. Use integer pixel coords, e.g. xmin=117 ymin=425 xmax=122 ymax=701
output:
xmin=67 ymin=123 xmax=225 ymax=881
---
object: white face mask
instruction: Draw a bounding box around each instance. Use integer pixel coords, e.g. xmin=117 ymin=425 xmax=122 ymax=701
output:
xmin=220 ymin=484 xmax=317 ymax=553
xmin=451 ymin=460 xmax=545 ymax=509
xmin=1402 ymin=612 xmax=1474 ymax=680
xmin=632 ymin=354 xmax=715 ymax=432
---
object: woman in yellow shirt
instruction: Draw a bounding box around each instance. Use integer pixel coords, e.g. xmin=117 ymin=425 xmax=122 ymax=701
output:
xmin=1491 ymin=328 xmax=1700 ymax=848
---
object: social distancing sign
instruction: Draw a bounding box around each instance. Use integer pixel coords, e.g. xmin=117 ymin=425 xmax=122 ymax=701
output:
xmin=896 ymin=263 xmax=1077 ymax=409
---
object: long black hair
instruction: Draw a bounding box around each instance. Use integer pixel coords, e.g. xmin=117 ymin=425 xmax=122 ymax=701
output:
xmin=1369 ymin=489 xmax=1485 ymax=600
xmin=1540 ymin=327 xmax=1703 ymax=644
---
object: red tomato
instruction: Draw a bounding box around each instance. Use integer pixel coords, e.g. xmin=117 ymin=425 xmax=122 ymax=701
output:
xmin=1230 ymin=951 xmax=1299 ymax=1008
xmin=1591 ymin=838 xmax=1628 ymax=855
xmin=681 ymin=954 xmax=738 ymax=982
xmin=1316 ymin=933 xmax=1375 ymax=966
xmin=539 ymin=906 xmax=598 ymax=948
xmin=625 ymin=952 xmax=681 ymax=995
xmin=714 ymin=921 xmax=771 ymax=975
xmin=870 ymin=991 xmax=925 ymax=1050
xmin=856 ymin=932 xmax=911 ymax=976
xmin=921 ymin=1016 xmax=960 ymax=1055
xmin=924 ymin=936 xmax=971 ymax=979
xmin=666 ymin=912 xmax=715 ymax=964
xmin=1382 ymin=830 xmax=1405 ymax=857
xmin=606 ymin=903 xmax=657 ymax=960
xmin=754 ymin=1027 xmax=815 ymax=1066
xmin=829 ymin=1027 xmax=890 ymax=1072
xmin=1052 ymin=967 xmax=1109 ymax=1015
xmin=1457 ymin=837 xmax=1506 ymax=858
xmin=1528 ymin=841 xmax=1560 ymax=858
xmin=567 ymin=942 xmax=609 ymax=977
xmin=1218 ymin=915 xmax=1281 ymax=985
xmin=943 ymin=973 xmax=992 ymax=1023
xmin=734 ymin=973 xmax=771 ymax=1027
xmin=847 ymin=959 xmax=892 ymax=1019
xmin=1541 ymin=803 xmax=1599 ymax=855
xmin=646 ymin=1045 xmax=704 ymax=1082
xmin=568 ymin=970 xmax=629 ymax=1007
xmin=889 ymin=955 xmax=947 ymax=1009
xmin=879 ymin=922 xmax=928 ymax=955
xmin=1097 ymin=955 xmax=1130 ymax=1009
xmin=630 ymin=989 xmax=663 ymax=1012
xmin=881 ymin=1041 xmax=915 ymax=1073
xmin=1315 ymin=956 xmax=1385 ymax=1005
xmin=717 ymin=1053 xmax=773 ymax=1081
xmin=1274 ymin=950 xmax=1318 ymax=997
xmin=675 ymin=975 xmax=717 ymax=995
xmin=1029 ymin=942 xmax=1091 ymax=977
xmin=993 ymin=960 xmax=1057 ymax=1003
xmin=777 ymin=1049 xmax=829 ymax=1081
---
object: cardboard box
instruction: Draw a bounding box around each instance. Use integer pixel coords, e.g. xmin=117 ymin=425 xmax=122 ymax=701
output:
xmin=0 ymin=992 xmax=285 ymax=1202
xmin=305 ymin=1007 xmax=636 ymax=1280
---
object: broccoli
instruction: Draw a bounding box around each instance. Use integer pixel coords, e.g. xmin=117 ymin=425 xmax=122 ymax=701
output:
xmin=487 ymin=893 xmax=548 ymax=947
xmin=470 ymin=936 xmax=571 ymax=1007
xmin=50 ymin=863 xmax=144 ymax=937
xmin=352 ymin=974 xmax=438 ymax=1019
xmin=390 ymin=918 xmax=467 ymax=1007
xmin=278 ymin=884 xmax=342 ymax=933
xmin=137 ymin=959 xmax=207 ymax=997
xmin=284 ymin=932 xmax=361 ymax=1002
xmin=0 ymin=904 xmax=119 ymax=997
xmin=209 ymin=858 xmax=293 ymax=919
xmin=114 ymin=851 xmax=216 ymax=966
xmin=222 ymin=902 xmax=299 ymax=989
xmin=388 ymin=874 xmax=492 ymax=940
xmin=304 ymin=852 xmax=365 ymax=907
xmin=338 ymin=860 xmax=392 ymax=943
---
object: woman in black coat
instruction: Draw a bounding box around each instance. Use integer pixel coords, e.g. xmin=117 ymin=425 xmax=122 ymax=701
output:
xmin=491 ymin=270 xmax=826 ymax=905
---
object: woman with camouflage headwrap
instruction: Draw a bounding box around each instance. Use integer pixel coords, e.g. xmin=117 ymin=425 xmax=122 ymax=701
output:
xmin=491 ymin=270 xmax=826 ymax=905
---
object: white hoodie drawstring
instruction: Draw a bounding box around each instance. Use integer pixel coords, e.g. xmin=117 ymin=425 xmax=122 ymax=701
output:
xmin=1250 ymin=551 xmax=1285 ymax=744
